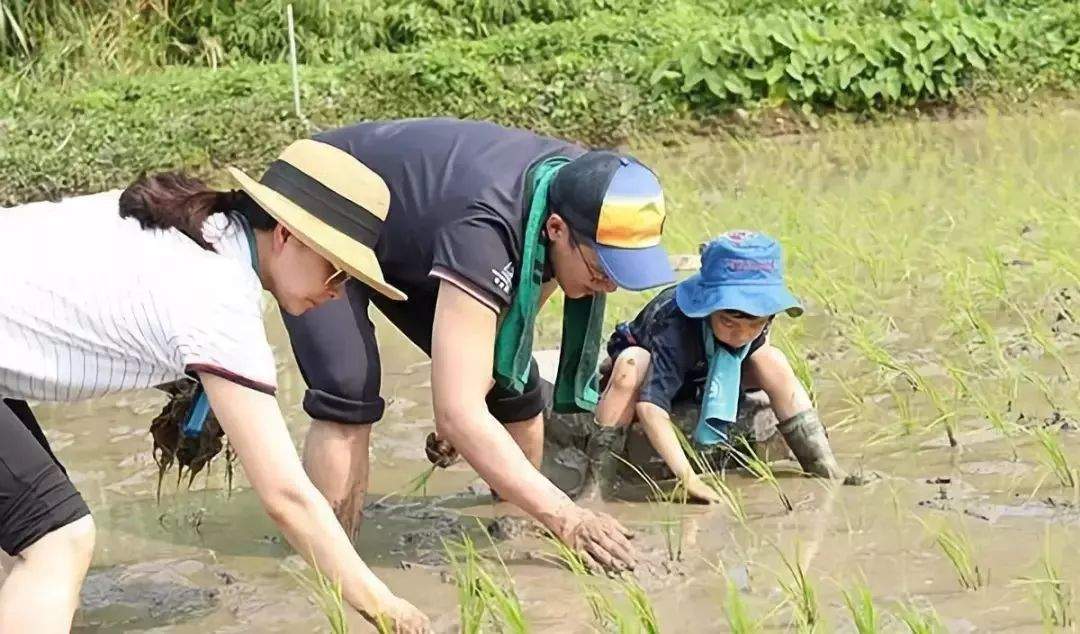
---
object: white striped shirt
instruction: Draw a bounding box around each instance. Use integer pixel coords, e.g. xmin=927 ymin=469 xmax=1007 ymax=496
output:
xmin=0 ymin=191 xmax=277 ymax=401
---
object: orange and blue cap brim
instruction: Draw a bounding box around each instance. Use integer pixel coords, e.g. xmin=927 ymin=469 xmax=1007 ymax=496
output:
xmin=596 ymin=243 xmax=675 ymax=291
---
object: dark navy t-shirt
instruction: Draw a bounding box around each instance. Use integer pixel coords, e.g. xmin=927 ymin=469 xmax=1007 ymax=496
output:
xmin=314 ymin=118 xmax=584 ymax=312
xmin=607 ymin=287 xmax=769 ymax=413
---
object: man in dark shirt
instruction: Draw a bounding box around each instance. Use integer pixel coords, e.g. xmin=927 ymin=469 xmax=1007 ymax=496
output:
xmin=280 ymin=118 xmax=675 ymax=570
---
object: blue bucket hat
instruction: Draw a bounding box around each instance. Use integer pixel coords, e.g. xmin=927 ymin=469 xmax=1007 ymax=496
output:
xmin=675 ymin=231 xmax=803 ymax=319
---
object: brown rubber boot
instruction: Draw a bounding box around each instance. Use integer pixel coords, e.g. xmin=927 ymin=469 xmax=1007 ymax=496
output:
xmin=777 ymin=409 xmax=846 ymax=479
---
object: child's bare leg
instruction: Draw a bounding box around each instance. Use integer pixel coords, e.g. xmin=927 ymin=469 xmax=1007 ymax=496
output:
xmin=595 ymin=347 xmax=651 ymax=427
xmin=743 ymin=346 xmax=845 ymax=478
xmin=577 ymin=348 xmax=651 ymax=500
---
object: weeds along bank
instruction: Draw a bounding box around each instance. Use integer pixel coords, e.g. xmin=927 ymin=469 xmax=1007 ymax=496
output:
xmin=3 ymin=0 xmax=1080 ymax=204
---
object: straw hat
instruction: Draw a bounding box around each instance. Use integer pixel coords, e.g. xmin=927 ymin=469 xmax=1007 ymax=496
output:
xmin=227 ymin=139 xmax=406 ymax=301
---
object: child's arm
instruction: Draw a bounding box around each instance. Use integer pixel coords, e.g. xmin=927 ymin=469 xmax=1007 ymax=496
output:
xmin=744 ymin=345 xmax=845 ymax=479
xmin=636 ymin=402 xmax=723 ymax=503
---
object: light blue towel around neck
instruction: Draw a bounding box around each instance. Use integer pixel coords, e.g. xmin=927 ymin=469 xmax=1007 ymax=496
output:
xmin=692 ymin=321 xmax=751 ymax=446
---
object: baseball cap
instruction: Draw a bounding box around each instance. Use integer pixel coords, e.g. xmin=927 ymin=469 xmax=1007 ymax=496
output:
xmin=548 ymin=151 xmax=675 ymax=291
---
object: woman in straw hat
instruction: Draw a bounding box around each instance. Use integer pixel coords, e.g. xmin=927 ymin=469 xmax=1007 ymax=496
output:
xmin=0 ymin=141 xmax=427 ymax=632
xmin=261 ymin=118 xmax=677 ymax=572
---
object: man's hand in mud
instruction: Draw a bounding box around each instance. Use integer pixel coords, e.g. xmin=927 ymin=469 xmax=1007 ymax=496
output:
xmin=424 ymin=432 xmax=459 ymax=468
xmin=367 ymin=594 xmax=431 ymax=634
xmin=552 ymin=505 xmax=636 ymax=573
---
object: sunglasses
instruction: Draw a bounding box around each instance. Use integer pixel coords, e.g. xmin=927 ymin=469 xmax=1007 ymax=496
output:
xmin=324 ymin=268 xmax=350 ymax=290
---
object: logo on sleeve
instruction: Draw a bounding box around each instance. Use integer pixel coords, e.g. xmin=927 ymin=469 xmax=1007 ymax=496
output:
xmin=492 ymin=262 xmax=514 ymax=294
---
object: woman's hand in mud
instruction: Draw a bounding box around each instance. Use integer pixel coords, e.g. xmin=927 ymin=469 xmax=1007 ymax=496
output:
xmin=424 ymin=432 xmax=459 ymax=468
xmin=682 ymin=475 xmax=724 ymax=505
xmin=552 ymin=506 xmax=636 ymax=572
xmin=367 ymin=594 xmax=431 ymax=634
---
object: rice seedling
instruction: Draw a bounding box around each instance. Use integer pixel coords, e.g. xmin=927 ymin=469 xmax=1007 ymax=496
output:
xmin=373 ymin=464 xmax=437 ymax=505
xmin=1029 ymin=426 xmax=1079 ymax=502
xmin=1007 ymin=299 xmax=1074 ymax=381
xmin=894 ymin=601 xmax=946 ymax=634
xmin=924 ymin=519 xmax=987 ymax=591
xmin=620 ymin=577 xmax=662 ymax=634
xmin=774 ymin=544 xmax=820 ymax=632
xmin=731 ymin=437 xmax=793 ymax=513
xmin=542 ymin=535 xmax=623 ymax=628
xmin=971 ymin=384 xmax=1020 ymax=459
xmin=444 ymin=530 xmax=529 ymax=633
xmin=841 ymin=581 xmax=879 ymax=634
xmin=614 ymin=455 xmax=686 ymax=561
xmin=1013 ymin=532 xmax=1074 ymax=630
xmin=672 ymin=425 xmax=748 ymax=523
xmin=287 ymin=557 xmax=352 ymax=634
xmin=723 ymin=575 xmax=761 ymax=634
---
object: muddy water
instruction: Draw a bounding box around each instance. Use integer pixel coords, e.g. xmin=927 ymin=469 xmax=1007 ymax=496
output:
xmin=9 ymin=109 xmax=1080 ymax=632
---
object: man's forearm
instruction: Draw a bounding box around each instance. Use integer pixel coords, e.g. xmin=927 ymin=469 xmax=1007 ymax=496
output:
xmin=437 ymin=405 xmax=571 ymax=525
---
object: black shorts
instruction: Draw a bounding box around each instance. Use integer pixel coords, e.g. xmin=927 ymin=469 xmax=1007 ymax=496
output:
xmin=0 ymin=399 xmax=91 ymax=556
xmin=282 ymin=279 xmax=547 ymax=425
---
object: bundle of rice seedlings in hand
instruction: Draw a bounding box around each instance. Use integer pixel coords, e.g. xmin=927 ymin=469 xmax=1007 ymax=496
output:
xmin=150 ymin=379 xmax=234 ymax=501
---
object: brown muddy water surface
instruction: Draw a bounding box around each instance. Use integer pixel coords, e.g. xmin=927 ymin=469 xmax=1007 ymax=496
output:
xmin=8 ymin=108 xmax=1080 ymax=632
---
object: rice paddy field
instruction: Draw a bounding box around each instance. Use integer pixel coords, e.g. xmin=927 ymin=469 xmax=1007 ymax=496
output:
xmin=15 ymin=105 xmax=1080 ymax=632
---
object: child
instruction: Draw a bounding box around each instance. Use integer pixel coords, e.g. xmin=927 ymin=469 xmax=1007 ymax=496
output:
xmin=581 ymin=231 xmax=845 ymax=503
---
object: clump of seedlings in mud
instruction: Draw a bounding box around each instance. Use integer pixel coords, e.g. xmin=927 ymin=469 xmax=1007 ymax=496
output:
xmin=287 ymin=558 xmax=351 ymax=634
xmin=1013 ymin=533 xmax=1074 ymax=630
xmin=772 ymin=544 xmax=820 ymax=633
xmin=841 ymin=581 xmax=878 ymax=634
xmin=731 ymin=437 xmax=793 ymax=513
xmin=894 ymin=601 xmax=946 ymax=634
xmin=541 ymin=534 xmax=663 ymax=632
xmin=928 ymin=520 xmax=987 ymax=591
xmin=444 ymin=529 xmax=528 ymax=634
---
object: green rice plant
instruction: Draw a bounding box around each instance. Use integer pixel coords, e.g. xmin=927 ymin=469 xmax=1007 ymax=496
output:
xmin=672 ymin=425 xmax=748 ymax=523
xmin=287 ymin=557 xmax=352 ymax=634
xmin=841 ymin=582 xmax=879 ymax=634
xmin=1007 ymin=300 xmax=1074 ymax=381
xmin=927 ymin=521 xmax=987 ymax=591
xmin=731 ymin=437 xmax=793 ymax=513
xmin=772 ymin=327 xmax=816 ymax=405
xmin=971 ymin=384 xmax=1020 ymax=459
xmin=894 ymin=601 xmax=946 ymax=634
xmin=723 ymin=575 xmax=761 ymax=634
xmin=542 ymin=535 xmax=623 ymax=629
xmin=774 ymin=544 xmax=819 ymax=633
xmin=620 ymin=577 xmax=661 ymax=634
xmin=372 ymin=465 xmax=437 ymax=505
xmin=1013 ymin=533 xmax=1074 ymax=630
xmin=1030 ymin=426 xmax=1079 ymax=501
xmin=615 ymin=455 xmax=686 ymax=561
xmin=444 ymin=531 xmax=529 ymax=633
